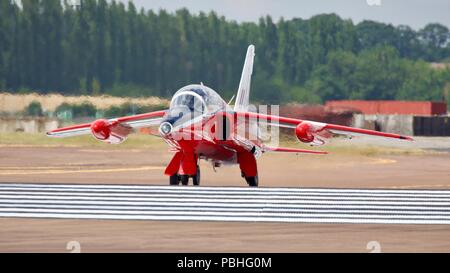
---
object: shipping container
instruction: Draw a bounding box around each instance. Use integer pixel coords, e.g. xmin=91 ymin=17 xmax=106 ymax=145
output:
xmin=326 ymin=100 xmax=447 ymax=116
xmin=413 ymin=116 xmax=450 ymax=136
xmin=279 ymin=104 xmax=354 ymax=126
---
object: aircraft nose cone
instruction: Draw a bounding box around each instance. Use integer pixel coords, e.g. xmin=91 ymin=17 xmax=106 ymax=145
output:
xmin=159 ymin=122 xmax=173 ymax=136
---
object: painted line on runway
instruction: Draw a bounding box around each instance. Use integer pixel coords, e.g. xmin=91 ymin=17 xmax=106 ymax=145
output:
xmin=1 ymin=183 xmax=450 ymax=224
xmin=4 ymin=183 xmax=450 ymax=194
xmin=3 ymin=186 xmax=450 ymax=198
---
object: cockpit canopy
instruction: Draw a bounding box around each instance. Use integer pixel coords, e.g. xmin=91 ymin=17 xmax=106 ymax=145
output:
xmin=171 ymin=92 xmax=205 ymax=113
xmin=162 ymin=84 xmax=228 ymax=130
xmin=170 ymin=84 xmax=227 ymax=114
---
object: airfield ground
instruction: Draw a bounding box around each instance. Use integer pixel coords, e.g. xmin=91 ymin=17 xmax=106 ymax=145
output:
xmin=0 ymin=133 xmax=450 ymax=252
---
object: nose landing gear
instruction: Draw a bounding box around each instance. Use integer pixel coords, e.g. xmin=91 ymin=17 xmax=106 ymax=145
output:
xmin=169 ymin=174 xmax=180 ymax=185
xmin=169 ymin=165 xmax=200 ymax=186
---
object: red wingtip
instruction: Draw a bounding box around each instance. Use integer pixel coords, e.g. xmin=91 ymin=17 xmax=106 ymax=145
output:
xmin=400 ymin=135 xmax=414 ymax=141
xmin=308 ymin=150 xmax=329 ymax=155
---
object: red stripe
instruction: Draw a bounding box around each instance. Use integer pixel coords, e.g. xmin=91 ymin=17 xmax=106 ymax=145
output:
xmin=49 ymin=123 xmax=91 ymax=133
xmin=116 ymin=110 xmax=166 ymax=123
xmin=234 ymin=111 xmax=302 ymax=125
xmin=48 ymin=110 xmax=167 ymax=134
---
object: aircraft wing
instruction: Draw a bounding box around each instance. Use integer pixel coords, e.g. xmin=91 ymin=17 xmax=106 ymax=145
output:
xmin=263 ymin=146 xmax=328 ymax=155
xmin=47 ymin=110 xmax=167 ymax=140
xmin=234 ymin=111 xmax=413 ymax=145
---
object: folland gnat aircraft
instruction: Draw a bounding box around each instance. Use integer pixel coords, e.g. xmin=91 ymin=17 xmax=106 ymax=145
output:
xmin=47 ymin=45 xmax=413 ymax=187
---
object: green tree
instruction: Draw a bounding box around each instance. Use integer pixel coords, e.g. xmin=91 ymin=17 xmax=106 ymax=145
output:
xmin=419 ymin=23 xmax=450 ymax=61
xmin=0 ymin=3 xmax=448 ymax=105
xmin=24 ymin=101 xmax=44 ymax=116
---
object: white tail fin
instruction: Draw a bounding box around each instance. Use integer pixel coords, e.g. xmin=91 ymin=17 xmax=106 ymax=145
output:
xmin=234 ymin=45 xmax=255 ymax=112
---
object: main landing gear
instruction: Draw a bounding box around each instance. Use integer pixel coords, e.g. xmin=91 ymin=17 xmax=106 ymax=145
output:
xmin=245 ymin=175 xmax=259 ymax=187
xmin=238 ymin=150 xmax=259 ymax=187
xmin=167 ymin=150 xmax=259 ymax=187
xmin=241 ymin=171 xmax=258 ymax=187
xmin=169 ymin=165 xmax=201 ymax=186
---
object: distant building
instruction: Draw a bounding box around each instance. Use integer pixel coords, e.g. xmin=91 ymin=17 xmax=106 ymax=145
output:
xmin=325 ymin=100 xmax=450 ymax=136
xmin=325 ymin=100 xmax=447 ymax=116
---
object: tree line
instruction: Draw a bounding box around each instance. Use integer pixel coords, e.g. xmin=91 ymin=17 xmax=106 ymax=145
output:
xmin=0 ymin=0 xmax=449 ymax=105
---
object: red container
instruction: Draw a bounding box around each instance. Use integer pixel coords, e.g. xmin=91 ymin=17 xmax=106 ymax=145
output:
xmin=325 ymin=100 xmax=447 ymax=116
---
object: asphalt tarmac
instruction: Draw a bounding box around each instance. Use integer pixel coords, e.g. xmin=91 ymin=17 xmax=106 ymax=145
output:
xmin=0 ymin=144 xmax=449 ymax=252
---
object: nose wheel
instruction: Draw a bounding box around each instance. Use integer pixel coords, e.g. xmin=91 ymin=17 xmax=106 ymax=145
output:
xmin=169 ymin=174 xmax=180 ymax=185
xmin=169 ymin=165 xmax=201 ymax=186
xmin=180 ymin=175 xmax=189 ymax=185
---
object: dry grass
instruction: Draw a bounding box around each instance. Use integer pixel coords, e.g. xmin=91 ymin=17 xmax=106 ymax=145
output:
xmin=277 ymin=138 xmax=429 ymax=156
xmin=0 ymin=132 xmax=166 ymax=149
xmin=0 ymin=132 xmax=430 ymax=156
xmin=0 ymin=92 xmax=169 ymax=113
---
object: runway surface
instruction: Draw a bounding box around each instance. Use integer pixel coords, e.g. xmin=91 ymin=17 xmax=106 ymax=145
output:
xmin=1 ymin=183 xmax=450 ymax=225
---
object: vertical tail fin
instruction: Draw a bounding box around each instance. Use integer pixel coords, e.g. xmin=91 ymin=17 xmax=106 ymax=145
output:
xmin=234 ymin=45 xmax=255 ymax=112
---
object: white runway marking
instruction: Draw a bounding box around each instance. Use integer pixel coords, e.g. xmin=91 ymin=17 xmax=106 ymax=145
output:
xmin=1 ymin=183 xmax=450 ymax=224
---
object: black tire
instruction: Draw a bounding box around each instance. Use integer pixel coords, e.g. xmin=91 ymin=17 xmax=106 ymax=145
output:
xmin=192 ymin=165 xmax=200 ymax=186
xmin=245 ymin=175 xmax=259 ymax=187
xmin=180 ymin=175 xmax=189 ymax=186
xmin=169 ymin=174 xmax=179 ymax=186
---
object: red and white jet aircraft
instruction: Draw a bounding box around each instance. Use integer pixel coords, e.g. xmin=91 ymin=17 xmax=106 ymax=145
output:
xmin=47 ymin=45 xmax=413 ymax=187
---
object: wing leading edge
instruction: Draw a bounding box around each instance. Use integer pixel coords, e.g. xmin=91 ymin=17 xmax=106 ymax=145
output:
xmin=47 ymin=110 xmax=167 ymax=138
xmin=263 ymin=146 xmax=328 ymax=155
xmin=234 ymin=111 xmax=413 ymax=142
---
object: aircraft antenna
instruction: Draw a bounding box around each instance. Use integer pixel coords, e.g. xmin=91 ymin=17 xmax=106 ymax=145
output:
xmin=227 ymin=94 xmax=236 ymax=105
